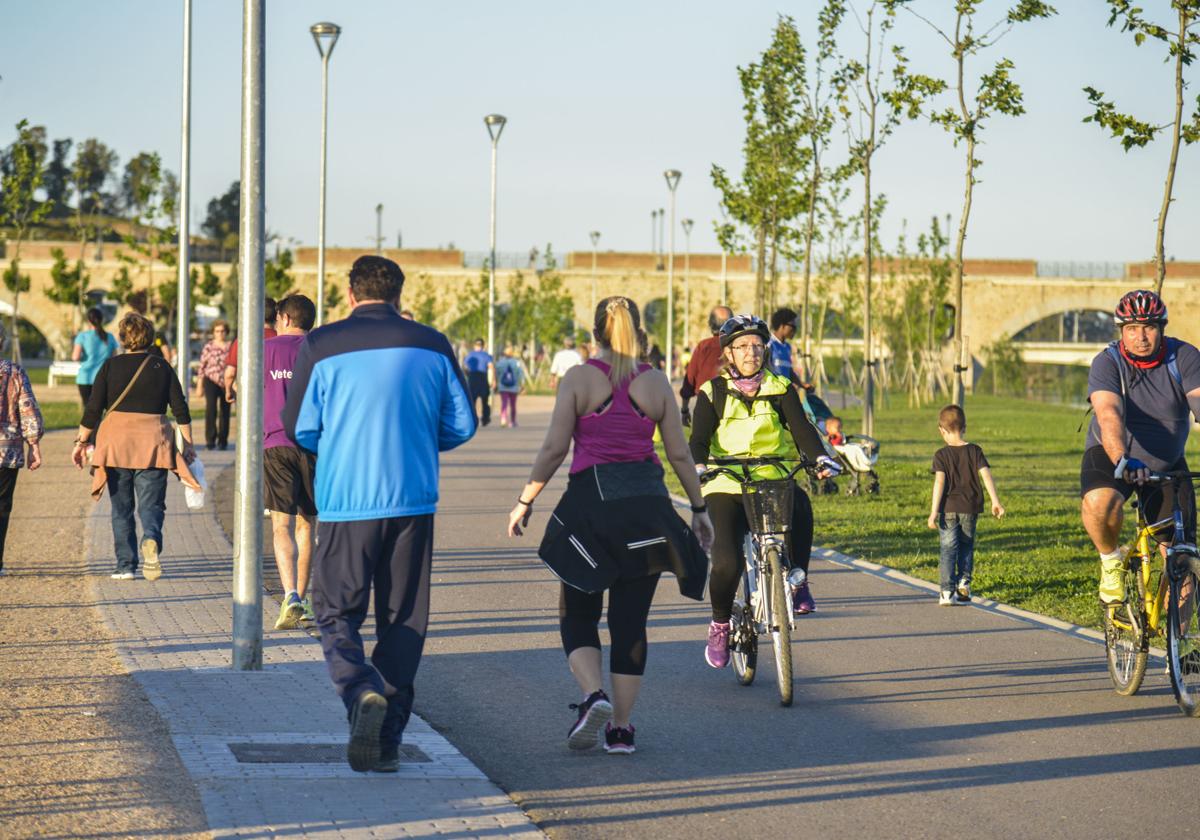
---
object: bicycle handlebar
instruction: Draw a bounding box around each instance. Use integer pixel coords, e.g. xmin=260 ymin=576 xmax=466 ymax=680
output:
xmin=698 ymin=455 xmax=817 ymax=486
xmin=1146 ymin=470 xmax=1200 ymax=484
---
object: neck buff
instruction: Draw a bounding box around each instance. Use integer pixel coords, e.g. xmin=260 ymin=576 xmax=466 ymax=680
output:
xmin=730 ymin=368 xmax=765 ymax=396
xmin=1119 ymin=339 xmax=1166 ymax=370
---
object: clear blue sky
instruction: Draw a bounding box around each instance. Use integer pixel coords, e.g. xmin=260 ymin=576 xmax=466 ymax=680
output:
xmin=3 ymin=0 xmax=1196 ymax=263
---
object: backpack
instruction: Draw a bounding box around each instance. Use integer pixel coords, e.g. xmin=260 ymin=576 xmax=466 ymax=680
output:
xmin=1080 ymin=337 xmax=1185 ymax=433
xmin=709 ymin=376 xmax=790 ymax=430
xmin=500 ymin=363 xmax=517 ymax=388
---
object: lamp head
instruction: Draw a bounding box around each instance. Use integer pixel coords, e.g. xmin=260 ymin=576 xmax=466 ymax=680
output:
xmin=590 ymin=231 xmax=601 ymax=246
xmin=664 ymin=169 xmax=682 ymax=191
xmin=484 ymin=113 xmax=507 ymax=142
xmin=681 ymin=218 xmax=694 ymax=235
xmin=310 ymin=22 xmax=341 ymax=59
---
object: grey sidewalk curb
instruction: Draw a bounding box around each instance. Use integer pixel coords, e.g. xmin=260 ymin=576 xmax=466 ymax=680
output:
xmin=668 ymin=493 xmax=1167 ymax=662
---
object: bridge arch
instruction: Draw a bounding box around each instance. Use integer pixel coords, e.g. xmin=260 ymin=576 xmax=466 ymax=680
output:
xmin=1012 ymin=309 xmax=1114 ymax=344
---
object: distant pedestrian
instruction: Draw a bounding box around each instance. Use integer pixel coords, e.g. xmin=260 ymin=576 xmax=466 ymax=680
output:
xmin=72 ymin=307 xmax=119 ymax=407
xmin=264 ymin=295 xmax=319 ymax=630
xmin=0 ymin=321 xmax=44 ymax=575
xmin=282 ymin=256 xmax=475 ymax=773
xmin=463 ymin=337 xmax=495 ymax=427
xmin=507 ymin=296 xmax=712 ymax=755
xmin=495 ymin=345 xmax=527 ymax=427
xmin=195 ymin=320 xmax=232 ymax=450
xmin=224 ymin=297 xmax=278 ymax=402
xmin=549 ymin=335 xmax=583 ymax=389
xmin=768 ymin=307 xmax=800 ymax=386
xmin=679 ymin=306 xmax=732 ymax=426
xmin=74 ymin=313 xmax=199 ymax=581
xmin=927 ymin=404 xmax=1005 ymax=606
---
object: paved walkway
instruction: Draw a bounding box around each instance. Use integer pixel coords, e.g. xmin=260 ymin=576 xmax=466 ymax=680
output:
xmin=85 ymin=447 xmax=544 ymax=839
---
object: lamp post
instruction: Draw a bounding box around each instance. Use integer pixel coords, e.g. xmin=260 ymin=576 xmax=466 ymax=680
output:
xmin=484 ymin=114 xmax=506 ymax=357
xmin=175 ymin=0 xmax=192 ymax=390
xmin=374 ymin=203 xmax=383 ymax=255
xmin=311 ymin=21 xmax=340 ymax=326
xmin=234 ymin=0 xmax=266 ymax=671
xmin=589 ymin=230 xmax=601 ymax=317
xmin=681 ymin=218 xmax=693 ymax=349
xmin=718 ymin=205 xmax=729 ymax=306
xmin=657 ymin=207 xmax=666 ymax=270
xmin=650 ymin=210 xmax=656 ymax=258
xmin=663 ymin=170 xmax=681 ymax=380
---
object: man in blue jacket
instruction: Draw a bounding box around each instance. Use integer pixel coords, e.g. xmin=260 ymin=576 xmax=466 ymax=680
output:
xmin=282 ymin=255 xmax=475 ymax=772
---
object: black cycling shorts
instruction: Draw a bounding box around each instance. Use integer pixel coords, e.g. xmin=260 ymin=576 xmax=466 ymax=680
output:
xmin=1080 ymin=445 xmax=1195 ymax=540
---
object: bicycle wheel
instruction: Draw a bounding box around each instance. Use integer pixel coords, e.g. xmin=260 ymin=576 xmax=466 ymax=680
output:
xmin=765 ymin=545 xmax=793 ymax=707
xmin=1166 ymin=550 xmax=1200 ymax=716
xmin=1104 ymin=556 xmax=1148 ymax=695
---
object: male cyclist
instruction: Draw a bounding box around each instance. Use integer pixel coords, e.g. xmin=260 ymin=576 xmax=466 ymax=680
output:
xmin=1082 ymin=289 xmax=1200 ymax=605
xmin=689 ymin=315 xmax=840 ymax=668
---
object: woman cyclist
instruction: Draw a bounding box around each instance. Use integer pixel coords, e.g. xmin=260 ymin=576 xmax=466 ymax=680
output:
xmin=689 ymin=314 xmax=839 ymax=669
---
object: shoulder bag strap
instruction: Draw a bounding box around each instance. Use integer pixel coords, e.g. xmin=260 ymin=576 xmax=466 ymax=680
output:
xmin=107 ymin=355 xmax=152 ymax=414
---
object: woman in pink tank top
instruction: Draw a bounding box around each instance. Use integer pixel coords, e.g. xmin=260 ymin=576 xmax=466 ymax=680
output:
xmin=506 ymin=296 xmax=713 ymax=755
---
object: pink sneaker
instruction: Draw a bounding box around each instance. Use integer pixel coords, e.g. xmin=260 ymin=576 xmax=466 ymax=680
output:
xmin=792 ymin=582 xmax=816 ymax=615
xmin=705 ymin=621 xmax=731 ymax=668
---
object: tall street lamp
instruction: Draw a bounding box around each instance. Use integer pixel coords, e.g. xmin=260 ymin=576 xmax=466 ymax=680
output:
xmin=311 ymin=21 xmax=340 ymax=325
xmin=175 ymin=0 xmax=192 ymax=390
xmin=589 ymin=230 xmax=601 ymax=317
xmin=234 ymin=0 xmax=266 ymax=671
xmin=663 ymin=170 xmax=681 ymax=380
xmin=657 ymin=207 xmax=666 ymax=270
xmin=484 ymin=114 xmax=506 ymax=357
xmin=681 ymin=218 xmax=693 ymax=349
xmin=718 ymin=205 xmax=729 ymax=306
xmin=650 ymin=210 xmax=656 ymax=258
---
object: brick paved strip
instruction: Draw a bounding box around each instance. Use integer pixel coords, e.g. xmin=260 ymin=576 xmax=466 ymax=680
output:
xmin=87 ymin=447 xmax=545 ymax=840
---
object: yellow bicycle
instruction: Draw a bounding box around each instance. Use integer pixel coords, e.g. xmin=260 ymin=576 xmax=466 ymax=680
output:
xmin=1104 ymin=470 xmax=1200 ymax=716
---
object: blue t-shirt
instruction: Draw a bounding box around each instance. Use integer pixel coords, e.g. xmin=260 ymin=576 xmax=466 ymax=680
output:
xmin=768 ymin=336 xmax=794 ymax=383
xmin=74 ymin=330 xmax=119 ymax=385
xmin=464 ymin=350 xmax=493 ymax=374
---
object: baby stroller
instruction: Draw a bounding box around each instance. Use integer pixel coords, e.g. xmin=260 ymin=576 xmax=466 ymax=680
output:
xmin=832 ymin=434 xmax=881 ymax=495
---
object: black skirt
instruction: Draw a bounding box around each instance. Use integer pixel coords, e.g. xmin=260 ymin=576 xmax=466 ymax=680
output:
xmin=538 ymin=461 xmax=709 ymax=600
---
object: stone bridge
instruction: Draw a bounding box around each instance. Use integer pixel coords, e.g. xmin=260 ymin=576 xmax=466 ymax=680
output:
xmin=7 ymin=242 xmax=1199 ymax=378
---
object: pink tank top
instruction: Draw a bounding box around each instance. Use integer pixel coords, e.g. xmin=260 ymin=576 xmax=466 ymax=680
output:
xmin=569 ymin=359 xmax=660 ymax=474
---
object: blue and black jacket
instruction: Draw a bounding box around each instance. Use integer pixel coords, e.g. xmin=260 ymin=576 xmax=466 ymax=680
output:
xmin=281 ymin=303 xmax=476 ymax=521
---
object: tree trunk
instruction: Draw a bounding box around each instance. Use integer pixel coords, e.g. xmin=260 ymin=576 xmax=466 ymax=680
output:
xmin=1154 ymin=5 xmax=1189 ymax=297
xmin=800 ymin=140 xmax=821 ymax=383
xmin=754 ymin=223 xmax=768 ymax=316
xmin=951 ymin=13 xmax=972 ymax=406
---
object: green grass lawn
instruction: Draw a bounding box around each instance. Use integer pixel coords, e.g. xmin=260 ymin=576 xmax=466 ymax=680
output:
xmin=667 ymin=394 xmax=1199 ymax=629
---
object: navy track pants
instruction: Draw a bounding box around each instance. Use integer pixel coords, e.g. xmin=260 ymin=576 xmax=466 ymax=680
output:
xmin=312 ymin=514 xmax=433 ymax=746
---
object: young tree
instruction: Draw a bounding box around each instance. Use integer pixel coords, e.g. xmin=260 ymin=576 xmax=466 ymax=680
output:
xmin=117 ymin=152 xmax=177 ymax=325
xmin=904 ymin=0 xmax=1056 ymax=404
xmin=798 ymin=1 xmax=848 ymax=381
xmin=265 ymin=248 xmax=295 ymax=300
xmin=202 ymin=181 xmax=240 ymax=262
xmin=837 ymin=0 xmax=943 ymax=435
xmin=44 ymin=247 xmax=89 ymax=319
xmin=1084 ymin=0 xmax=1200 ymax=296
xmin=43 ymin=138 xmax=73 ymax=217
xmin=70 ymin=138 xmax=118 ymax=312
xmin=712 ymin=16 xmax=812 ymax=315
xmin=198 ymin=263 xmax=221 ymax=303
xmin=1 ymin=120 xmax=54 ymax=362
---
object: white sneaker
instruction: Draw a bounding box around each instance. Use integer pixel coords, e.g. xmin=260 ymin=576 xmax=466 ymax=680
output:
xmin=938 ymin=590 xmax=955 ymax=606
xmin=111 ymin=572 xmax=135 ymax=580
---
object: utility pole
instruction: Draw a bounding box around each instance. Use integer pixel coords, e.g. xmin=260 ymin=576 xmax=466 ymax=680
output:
xmin=374 ymin=203 xmax=384 ymax=255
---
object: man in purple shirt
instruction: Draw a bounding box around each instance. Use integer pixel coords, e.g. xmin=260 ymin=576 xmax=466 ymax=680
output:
xmin=264 ymin=294 xmax=318 ymax=630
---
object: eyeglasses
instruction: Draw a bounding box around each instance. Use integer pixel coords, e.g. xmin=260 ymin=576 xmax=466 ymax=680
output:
xmin=730 ymin=342 xmax=765 ymax=354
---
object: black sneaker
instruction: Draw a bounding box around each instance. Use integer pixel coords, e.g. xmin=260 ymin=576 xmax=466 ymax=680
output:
xmin=347 ymin=691 xmax=388 ymax=772
xmin=604 ymin=722 xmax=636 ymax=755
xmin=373 ymin=743 xmax=400 ymax=773
xmin=567 ymin=689 xmax=612 ymax=750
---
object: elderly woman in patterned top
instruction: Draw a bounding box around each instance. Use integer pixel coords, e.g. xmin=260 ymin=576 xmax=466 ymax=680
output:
xmin=0 ymin=320 xmax=44 ymax=575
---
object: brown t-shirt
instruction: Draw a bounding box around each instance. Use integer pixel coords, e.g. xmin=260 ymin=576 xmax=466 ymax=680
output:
xmin=932 ymin=442 xmax=989 ymax=514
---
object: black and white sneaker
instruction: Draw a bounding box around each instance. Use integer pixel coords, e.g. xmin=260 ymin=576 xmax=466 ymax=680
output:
xmin=604 ymin=722 xmax=636 ymax=755
xmin=567 ymin=689 xmax=612 ymax=750
xmin=347 ymin=691 xmax=388 ymax=772
xmin=956 ymin=581 xmax=971 ymax=603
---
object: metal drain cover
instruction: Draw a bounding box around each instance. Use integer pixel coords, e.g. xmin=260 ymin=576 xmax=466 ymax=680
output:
xmin=228 ymin=742 xmax=431 ymax=764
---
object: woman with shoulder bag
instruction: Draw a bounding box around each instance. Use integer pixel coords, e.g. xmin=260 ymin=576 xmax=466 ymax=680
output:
xmin=507 ymin=296 xmax=714 ymax=755
xmin=72 ymin=313 xmax=200 ymax=581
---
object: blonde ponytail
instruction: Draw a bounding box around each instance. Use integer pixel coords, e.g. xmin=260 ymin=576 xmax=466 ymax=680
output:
xmin=594 ymin=296 xmax=645 ymax=386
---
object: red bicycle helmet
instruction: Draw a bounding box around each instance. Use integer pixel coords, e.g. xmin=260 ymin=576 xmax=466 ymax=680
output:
xmin=1115 ymin=289 xmax=1167 ymax=325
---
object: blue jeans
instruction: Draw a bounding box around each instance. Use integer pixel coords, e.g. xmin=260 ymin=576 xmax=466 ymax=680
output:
xmin=107 ymin=468 xmax=168 ymax=573
xmin=937 ymin=512 xmax=977 ymax=591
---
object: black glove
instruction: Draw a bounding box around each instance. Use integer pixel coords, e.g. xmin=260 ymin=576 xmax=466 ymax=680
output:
xmin=680 ymin=405 xmax=692 ymax=427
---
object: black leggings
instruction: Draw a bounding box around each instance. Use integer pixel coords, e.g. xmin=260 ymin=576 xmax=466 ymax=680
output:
xmin=707 ymin=489 xmax=813 ymax=623
xmin=203 ymin=378 xmax=231 ymax=447
xmin=559 ymin=574 xmax=661 ymax=676
xmin=0 ymin=467 xmax=16 ymax=570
